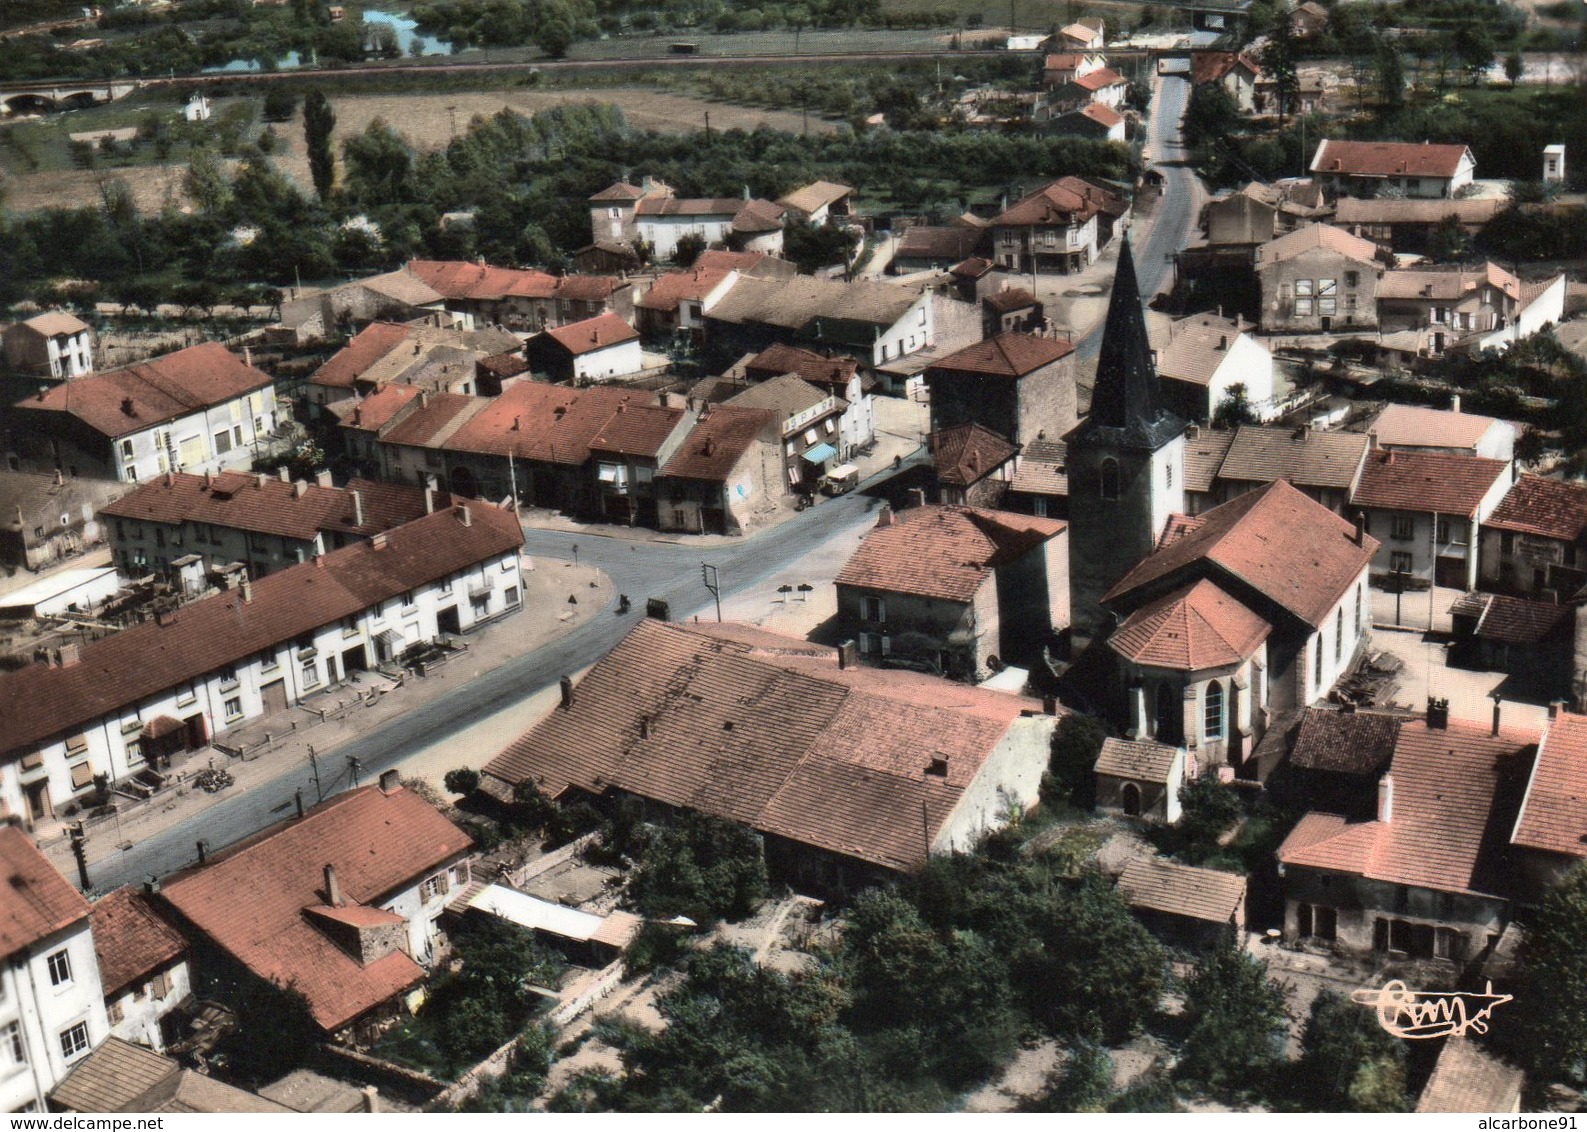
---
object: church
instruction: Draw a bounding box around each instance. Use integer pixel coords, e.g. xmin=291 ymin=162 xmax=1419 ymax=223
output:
xmin=1067 ymin=240 xmax=1379 ymax=779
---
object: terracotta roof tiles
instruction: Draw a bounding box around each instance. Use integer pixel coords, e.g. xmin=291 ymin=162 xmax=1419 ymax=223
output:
xmin=310 ymin=323 xmax=413 ymax=391
xmin=929 ymin=331 xmax=1073 ymax=377
xmin=1010 ymin=436 xmax=1068 ymax=498
xmin=1108 ymin=577 xmax=1272 ymax=670
xmin=1485 ymin=475 xmax=1587 ymax=542
xmin=91 ymin=886 xmax=187 ymax=997
xmin=1417 ymin=1040 xmax=1524 ymax=1113
xmin=931 ymin=422 xmax=1019 ymax=487
xmin=834 ymin=504 xmax=1064 ymax=604
xmin=540 ymin=312 xmax=639 ymax=357
xmin=1254 ymin=223 xmax=1381 ymax=269
xmin=1118 ymin=856 xmax=1246 ymax=924
xmin=660 ymin=406 xmax=774 ymax=482
xmin=0 ymin=826 xmax=90 ymax=961
xmin=1449 ymin=591 xmax=1571 ymax=646
xmin=1353 ymin=449 xmax=1509 ymax=518
xmin=1368 ymin=403 xmax=1504 ymax=452
xmin=1311 ymin=139 xmax=1473 ymax=179
xmin=1094 ymin=736 xmax=1179 ymax=782
xmin=101 ymin=473 xmax=432 ymax=541
xmin=1512 ymin=710 xmax=1587 ymax=859
xmin=636 ymin=267 xmax=734 ymax=311
xmin=1288 ymin=707 xmax=1401 ymax=775
xmin=1218 ymin=424 xmax=1369 ymax=490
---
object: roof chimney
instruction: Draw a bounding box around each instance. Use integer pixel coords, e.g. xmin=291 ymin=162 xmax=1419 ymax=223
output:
xmin=907 ymin=487 xmax=927 ymax=509
xmin=559 ymin=674 xmax=574 ymax=709
xmin=370 ymin=531 xmax=388 ymax=551
xmin=1218 ymin=335 xmax=1228 ymax=350
xmin=1491 ymin=692 xmax=1503 ymax=736
xmin=838 ymin=640 xmax=858 ymax=670
xmin=324 ymin=863 xmax=343 ymax=907
xmin=294 ymin=480 xmax=308 ymax=498
xmin=458 ymin=504 xmax=472 ymax=527
xmin=875 ymin=504 xmax=894 ymax=528
xmin=121 ymin=397 xmax=135 ymax=416
xmin=379 ymin=768 xmax=400 ymax=794
xmin=317 ymin=469 xmax=333 ymax=488
xmin=256 ymin=472 xmax=267 ymax=488
xmin=351 ymin=490 xmax=365 ymax=527
xmin=57 ymin=642 xmax=80 ymax=668
xmin=196 ymin=840 xmax=208 ymax=865
xmin=204 ymin=470 xmax=213 ymax=488
xmin=1550 ymin=700 xmax=1567 ymax=720
xmin=241 ymin=579 xmax=253 ymax=604
xmin=1354 ymin=513 xmax=1366 ymax=546
xmin=1451 ymin=393 xmax=1462 ymax=414
xmin=1377 ymin=773 xmax=1394 ymax=823
xmin=424 ymin=486 xmax=436 ymax=514
xmin=1426 ymin=696 xmax=1449 ymax=729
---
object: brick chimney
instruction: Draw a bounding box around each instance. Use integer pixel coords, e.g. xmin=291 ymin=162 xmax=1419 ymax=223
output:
xmin=458 ymin=504 xmax=472 ymax=527
xmin=1354 ymin=513 xmax=1366 ymax=546
xmin=317 ymin=469 xmax=333 ymax=488
xmin=559 ymin=674 xmax=574 ymax=708
xmin=838 ymin=640 xmax=858 ymax=669
xmin=57 ymin=642 xmax=81 ymax=668
xmin=351 ymin=490 xmax=365 ymax=528
xmin=294 ymin=480 xmax=308 ymax=498
xmin=379 ymin=768 xmax=400 ymax=794
xmin=1492 ymin=692 xmax=1503 ymax=736
xmin=875 ymin=504 xmax=894 ymax=528
xmin=324 ymin=863 xmax=342 ymax=907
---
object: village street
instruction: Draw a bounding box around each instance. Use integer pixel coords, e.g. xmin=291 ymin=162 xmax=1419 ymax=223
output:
xmin=78 ymin=74 xmax=1207 ymax=893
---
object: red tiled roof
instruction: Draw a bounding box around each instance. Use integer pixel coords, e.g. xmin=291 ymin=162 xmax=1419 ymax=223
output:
xmin=1080 ymin=103 xmax=1125 ymax=127
xmin=950 ymin=256 xmax=994 ymax=279
xmin=404 ymin=259 xmax=558 ymax=301
xmin=1288 ymin=707 xmax=1401 ymax=774
xmin=1513 ymin=710 xmax=1587 ymax=858
xmin=1106 ymin=480 xmax=1377 ymax=629
xmin=553 ymin=274 xmax=623 ymax=302
xmin=1449 ymin=591 xmax=1571 ymax=646
xmin=1379 ymin=262 xmax=1521 ymax=303
xmin=1353 ymin=449 xmax=1509 ymax=518
xmin=160 ymin=785 xmax=472 ymax=1031
xmin=984 ymin=287 xmax=1038 ymax=314
xmin=1417 ymin=1039 xmax=1525 ymax=1113
xmin=16 ymin=343 xmax=272 ymax=440
xmin=481 ymin=619 xmax=1049 ymax=872
xmin=540 ymin=313 xmax=639 ymax=357
xmin=1108 ymin=578 xmax=1272 ymax=670
xmin=311 ymin=323 xmax=411 ymax=391
xmin=1255 ymin=223 xmax=1381 ymax=269
xmin=590 ymin=181 xmax=646 ymax=202
xmin=1190 ymin=50 xmax=1260 ymax=85
xmin=588 ymin=404 xmax=686 ymax=459
xmin=0 ymin=826 xmax=90 ymax=961
xmin=1369 ymin=403 xmax=1505 ymax=452
xmin=1485 ymin=475 xmax=1587 ymax=542
xmin=731 ymin=199 xmax=787 ymax=233
xmin=0 ymin=503 xmax=521 ymax=757
xmin=659 ymin=406 xmax=774 ymax=482
xmin=931 ymin=422 xmax=1019 ymax=487
xmin=1073 ymin=66 xmax=1125 ymax=91
xmin=1312 ymin=139 xmax=1473 ymax=179
xmin=835 ymin=504 xmax=1064 ymax=604
xmin=694 ymin=250 xmax=769 ymax=272
xmin=1094 ymin=736 xmax=1179 ymax=782
xmin=929 ymin=331 xmax=1073 ymax=377
xmin=636 ymin=197 xmax=744 ymax=217
xmin=744 ymin=343 xmax=859 ymax=392
xmin=1279 ymin=718 xmax=1538 ymax=895
xmin=100 ymin=473 xmax=433 ymax=541
xmin=1118 ymin=856 xmax=1246 ymax=924
xmin=443 ymin=384 xmax=658 ymax=466
xmin=338 ymin=384 xmax=421 ymax=433
xmin=636 ymin=268 xmax=733 ymax=311
xmin=91 ymin=887 xmax=187 ymax=997
xmin=993 ymin=179 xmax=1101 ymax=227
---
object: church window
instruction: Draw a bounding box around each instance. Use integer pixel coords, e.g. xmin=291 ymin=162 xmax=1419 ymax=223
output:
xmin=1100 ymin=458 xmax=1120 ymax=500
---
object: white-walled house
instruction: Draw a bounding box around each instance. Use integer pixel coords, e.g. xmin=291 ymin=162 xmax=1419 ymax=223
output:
xmin=0 ymin=827 xmax=111 ymax=1113
xmin=1353 ymin=449 xmax=1514 ymax=589
xmin=527 ymin=313 xmax=643 ymax=384
xmin=1152 ymin=312 xmax=1277 ymax=423
xmin=703 ymin=276 xmax=936 ymax=370
xmin=2 ymin=313 xmax=93 ymax=381
xmin=9 ymin=343 xmax=280 ymax=484
xmin=0 ymin=503 xmax=523 ymax=826
xmin=1310 ymin=139 xmax=1476 ymax=200
xmin=89 ymin=887 xmax=191 ymax=1054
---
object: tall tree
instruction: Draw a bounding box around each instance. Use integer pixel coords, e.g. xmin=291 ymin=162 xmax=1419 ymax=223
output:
xmin=1504 ymin=50 xmax=1524 ymax=87
xmin=1259 ymin=16 xmax=1301 ymax=125
xmin=303 ymin=89 xmax=337 ymax=201
xmin=1175 ymin=942 xmax=1288 ymax=1101
xmin=1294 ymin=991 xmax=1409 ymax=1111
xmin=1375 ymin=39 xmax=1406 ymax=110
xmin=1515 ymin=863 xmax=1587 ymax=1078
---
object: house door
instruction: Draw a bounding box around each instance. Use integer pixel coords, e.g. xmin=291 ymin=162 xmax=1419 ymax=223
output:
xmin=1434 ymin=556 xmax=1466 ymax=588
xmin=438 ymin=606 xmax=462 ymax=636
xmin=1320 ymin=316 xmax=1332 ymax=333
xmin=342 ymin=645 xmax=368 ymax=674
xmin=261 ymin=680 xmax=288 ymax=716
xmin=25 ymin=781 xmax=51 ymax=823
xmin=1121 ymin=782 xmax=1142 ymax=817
xmin=183 ymin=714 xmax=208 ymax=751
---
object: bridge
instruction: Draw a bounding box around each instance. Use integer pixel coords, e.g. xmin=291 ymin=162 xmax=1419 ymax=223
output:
xmin=0 ymin=79 xmax=141 ymax=115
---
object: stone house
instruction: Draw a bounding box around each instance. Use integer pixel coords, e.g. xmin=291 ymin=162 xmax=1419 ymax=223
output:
xmin=90 ymin=887 xmax=191 ymax=1054
xmin=931 ymin=423 xmax=1019 ymax=508
xmin=1379 ymin=264 xmax=1566 ymax=355
xmin=982 ymin=287 xmax=1045 ymax=337
xmin=588 ymin=177 xmax=673 ymax=246
xmin=634 ymin=266 xmax=740 ymax=339
xmin=654 ymin=405 xmax=779 ymax=535
xmin=834 ymin=503 xmax=1068 ymax=679
xmin=890 ymin=226 xmax=986 ymax=274
xmin=1041 ymin=102 xmax=1126 ymax=142
xmin=1254 ymin=223 xmax=1383 ymax=334
xmin=775 ymin=181 xmax=854 ymax=225
xmin=1191 ymin=51 xmax=1262 ymax=112
xmin=991 ymin=178 xmax=1119 ymax=275
xmin=1310 ymin=140 xmax=1477 ymax=200
xmin=1208 ymin=423 xmax=1370 ymax=515
xmin=2 ymin=311 xmax=94 ymax=381
xmin=1093 ymin=736 xmax=1186 ymax=821
xmin=1045 ymin=66 xmax=1129 ymax=113
xmin=403 ymin=260 xmax=635 ymax=334
xmin=926 ymin=331 xmax=1077 ymax=448
xmin=1041 ymin=50 xmax=1107 ymax=87
xmin=742 ymin=343 xmax=875 ymax=460
xmin=1352 ymin=448 xmax=1513 ymax=589
xmin=1333 ymin=197 xmax=1506 ymax=256
xmin=1479 ymin=474 xmax=1587 ymax=598
xmin=1118 ymin=856 xmax=1247 ymax=948
xmin=1366 ymin=402 xmax=1516 ymax=461
xmin=0 ymin=471 xmax=127 ymax=572
xmin=304 ymin=320 xmax=523 ymax=410
xmin=632 ymin=196 xmax=788 ymax=261
xmin=8 ymin=343 xmax=281 ymax=485
xmin=1448 ymin=591 xmax=1574 ymax=692
xmin=1150 ymin=312 xmax=1276 ymax=423
xmin=703 ymin=275 xmax=934 ymax=371
xmin=277 ymin=270 xmax=447 ymax=344
xmin=704 ymin=373 xmax=848 ymax=495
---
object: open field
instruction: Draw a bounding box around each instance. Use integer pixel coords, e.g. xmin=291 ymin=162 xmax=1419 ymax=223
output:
xmin=1 ymin=84 xmax=836 ymax=214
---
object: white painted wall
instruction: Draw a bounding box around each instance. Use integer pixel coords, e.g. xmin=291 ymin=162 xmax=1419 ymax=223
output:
xmin=0 ymin=920 xmax=110 ymax=1110
xmin=572 ymin=339 xmax=644 ymax=383
xmin=934 ymin=714 xmax=1060 ymax=853
xmin=113 ymin=387 xmax=282 ymax=484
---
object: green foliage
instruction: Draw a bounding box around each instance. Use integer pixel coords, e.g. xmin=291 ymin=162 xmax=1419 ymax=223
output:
xmin=342 ymin=118 xmax=417 ymax=208
xmin=1041 ymin=712 xmax=1106 ymax=810
xmin=1182 ymin=83 xmax=1242 ymax=152
xmin=428 ymin=916 xmax=565 ymax=1071
xmin=455 ymin=1024 xmax=558 ymax=1111
xmin=1294 ymin=991 xmax=1409 ymax=1111
xmin=622 ymin=919 xmax=695 ymax=977
xmin=443 ymin=767 xmax=480 ymax=796
xmin=1175 ymin=775 xmax=1243 ymax=865
xmin=626 ymin=812 xmax=769 ymax=926
xmin=303 ymin=88 xmax=336 ymax=201
xmin=671 ymin=232 xmax=707 ymax=268
xmin=1212 ymin=383 xmax=1259 ymax=429
xmin=783 ymin=219 xmax=854 ymax=274
xmin=1032 ymin=1033 xmax=1114 ymax=1112
xmin=1514 ymin=863 xmax=1587 ymax=1081
xmin=1175 ymin=942 xmax=1288 ymax=1101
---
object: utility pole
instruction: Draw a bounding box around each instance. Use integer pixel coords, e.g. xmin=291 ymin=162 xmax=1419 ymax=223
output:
xmin=308 ymin=743 xmax=323 ymax=803
xmin=701 ymin=563 xmax=722 ymax=622
xmin=347 ymin=755 xmax=362 ymax=789
xmin=68 ymin=822 xmax=90 ymax=892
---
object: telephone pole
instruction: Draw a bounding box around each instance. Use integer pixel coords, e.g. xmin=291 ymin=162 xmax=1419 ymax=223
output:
xmin=701 ymin=563 xmax=722 ymax=622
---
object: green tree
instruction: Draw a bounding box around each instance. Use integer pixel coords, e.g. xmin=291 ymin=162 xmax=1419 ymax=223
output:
xmin=1453 ymin=23 xmax=1496 ymax=86
xmin=1259 ymin=17 xmax=1301 ymax=124
xmin=1182 ymin=83 xmax=1242 ymax=150
xmin=1504 ymin=49 xmax=1524 ymax=87
xmin=1515 ymin=863 xmax=1587 ymax=1079
xmin=303 ymin=88 xmax=337 ymax=201
xmin=1375 ymin=39 xmax=1405 ymax=110
xmin=1032 ymin=1030 xmax=1114 ymax=1111
xmin=1041 ymin=712 xmax=1106 ymax=810
xmin=1176 ymin=774 xmax=1242 ymax=864
xmin=262 ymin=87 xmax=297 ymax=122
xmin=444 ymin=767 xmax=480 ymax=795
xmin=1212 ymin=383 xmax=1259 ymax=428
xmin=671 ymin=232 xmax=707 ymax=267
xmin=784 ymin=220 xmax=854 ymax=275
xmin=342 ymin=118 xmax=416 ymax=207
xmin=626 ymin=813 xmax=768 ymax=925
xmin=1175 ymin=942 xmax=1288 ymax=1101
xmin=1426 ymin=214 xmax=1470 ymax=262
xmin=1294 ymin=991 xmax=1409 ymax=1111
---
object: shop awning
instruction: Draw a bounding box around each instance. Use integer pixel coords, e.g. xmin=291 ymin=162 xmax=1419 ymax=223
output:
xmin=143 ymin=715 xmax=185 ymax=740
xmin=801 ymin=443 xmax=838 ymax=465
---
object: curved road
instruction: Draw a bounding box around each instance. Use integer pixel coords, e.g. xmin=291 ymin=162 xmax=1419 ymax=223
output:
xmin=86 ymin=74 xmax=1205 ymax=892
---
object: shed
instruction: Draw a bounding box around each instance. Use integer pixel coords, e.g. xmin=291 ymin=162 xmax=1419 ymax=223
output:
xmin=1117 ymin=855 xmax=1247 ymax=947
xmin=1094 ymin=736 xmax=1186 ymax=821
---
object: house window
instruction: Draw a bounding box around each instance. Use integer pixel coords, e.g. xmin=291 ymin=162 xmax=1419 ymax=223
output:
xmin=1345 ymin=271 xmax=1359 ymax=288
xmin=47 ymin=949 xmax=71 ymax=987
xmin=862 ymin=596 xmax=886 ymax=624
xmin=859 ymin=632 xmax=890 ymax=655
xmin=1165 ymin=462 xmax=1173 ymax=489
xmin=1033 ymin=498 xmax=1049 ymax=518
xmin=213 ymin=430 xmax=233 ymax=455
xmin=1296 ymin=279 xmax=1314 ymax=297
xmin=219 ymin=664 xmax=239 ymax=690
xmin=401 ymin=590 xmax=417 ymax=611
xmin=176 ymin=682 xmax=197 ymax=707
xmin=1295 ymin=298 xmax=1314 ymax=316
xmin=223 ymin=696 xmax=243 ymax=721
xmin=108 ymin=999 xmax=124 ymax=1026
xmin=301 ymin=659 xmax=321 ymax=689
xmin=1390 ymin=515 xmax=1415 ymax=541
xmin=258 ymin=648 xmax=279 ymax=671
xmin=505 ymin=586 xmax=520 ymax=607
xmin=1 ymin=1022 xmax=23 ymax=1066
xmin=1100 ymin=458 xmax=1120 ymax=500
xmin=1314 ymin=636 xmax=1324 ymax=688
xmin=1390 ymin=550 xmax=1414 ymax=574
xmin=58 ymin=1022 xmax=90 ymax=1062
xmin=1203 ymin=680 xmax=1224 ymax=741
xmin=1501 ymin=531 xmax=1515 ymax=555
xmin=120 ymin=439 xmax=134 ymax=461
xmin=1437 ymin=516 xmax=1466 ymax=545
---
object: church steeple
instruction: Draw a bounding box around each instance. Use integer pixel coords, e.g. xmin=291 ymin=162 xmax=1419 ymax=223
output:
xmin=1085 ymin=237 xmax=1183 ymax=447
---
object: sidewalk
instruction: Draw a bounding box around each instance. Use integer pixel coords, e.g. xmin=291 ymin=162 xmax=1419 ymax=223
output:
xmin=40 ymin=556 xmax=614 ymax=879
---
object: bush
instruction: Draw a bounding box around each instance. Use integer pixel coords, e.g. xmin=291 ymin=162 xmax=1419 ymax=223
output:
xmin=1176 ymin=775 xmax=1243 ymax=864
xmin=1041 ymin=713 xmax=1106 ymax=810
xmin=623 ymin=919 xmax=696 ymax=977
xmin=444 ymin=767 xmax=481 ymax=796
xmin=627 ymin=812 xmax=768 ymax=925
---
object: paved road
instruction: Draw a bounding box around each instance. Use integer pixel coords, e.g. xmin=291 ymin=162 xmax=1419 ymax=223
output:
xmin=86 ymin=464 xmax=915 ymax=890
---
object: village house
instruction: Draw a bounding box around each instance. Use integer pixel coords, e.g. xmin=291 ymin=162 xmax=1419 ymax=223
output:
xmin=49 ymin=1039 xmax=292 ymax=1113
xmin=1044 ymin=65 xmax=1130 ymax=113
xmin=743 ymin=343 xmax=876 ymax=460
xmin=1417 ymin=1041 xmax=1525 ymax=1114
xmin=1117 ymin=856 xmax=1247 ymax=948
xmin=633 ymin=265 xmax=740 ymax=339
xmin=1054 ymin=18 xmax=1105 ymax=50
xmin=834 ymin=503 xmax=1068 ymax=679
xmin=276 ymin=270 xmax=447 ymax=345
xmin=1309 ymin=140 xmax=1477 ymax=200
xmin=632 ymin=196 xmax=788 ymax=261
xmin=1365 ymin=402 xmax=1517 ymax=461
xmin=480 ymin=619 xmax=1062 ymax=883
xmin=926 ymin=331 xmax=1077 ymax=448
xmin=890 ymin=226 xmax=986 ymax=274
xmin=776 ymin=180 xmax=855 ymax=225
xmin=1479 ymin=475 xmax=1587 ymax=598
xmin=89 ymin=887 xmax=190 ymax=1054
xmin=1202 ymin=181 xmax=1329 ymax=248
xmin=1378 ymin=262 xmax=1561 ymax=354
xmin=403 ymin=260 xmax=635 ymax=334
xmin=700 ymin=373 xmax=847 ymax=496
xmin=2 ymin=312 xmax=94 ymax=381
xmin=702 ymin=275 xmax=935 ymax=370
xmin=1003 ymin=436 xmax=1068 ymax=519
xmin=990 ymin=178 xmax=1127 ymax=275
xmin=8 ymin=343 xmax=282 ymax=484
xmin=0 ymin=502 xmax=522 ymax=824
xmin=1205 ymin=423 xmax=1371 ymax=515
xmin=0 ymin=826 xmax=111 ymax=1113
xmin=1278 ymin=703 xmax=1537 ymax=961
xmin=585 ymin=400 xmax=693 ymax=527
xmin=1254 ymin=223 xmax=1383 ymax=334
xmin=1332 ymin=197 xmax=1507 ymax=256
xmin=588 ymin=176 xmax=674 ymax=246
xmin=1093 ymin=736 xmax=1187 ymax=821
xmin=100 ymin=470 xmax=435 ymax=580
xmin=526 ymin=313 xmax=644 ymax=384
xmin=654 ymin=405 xmax=779 ymax=535
xmin=1510 ymin=709 xmax=1587 ymax=900
xmin=1191 ymin=51 xmax=1262 ymax=112
xmin=0 ymin=471 xmax=127 ymax=572
xmin=931 ymin=423 xmax=1020 ymax=508
xmin=1352 ymin=448 xmax=1513 ymax=589
xmin=1041 ymin=102 xmax=1127 ymax=142
xmin=982 ymin=287 xmax=1044 ymax=337
xmin=1290 ymin=0 xmax=1329 ymax=37
xmin=1268 ymin=705 xmax=1402 ymax=814
xmin=304 ymin=319 xmax=524 ymax=410
xmin=1041 ymin=50 xmax=1107 ymax=87
xmin=158 ymin=778 xmax=475 ymax=1035
xmin=1150 ymin=311 xmax=1276 ymax=423
xmin=1448 ymin=590 xmax=1574 ymax=691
